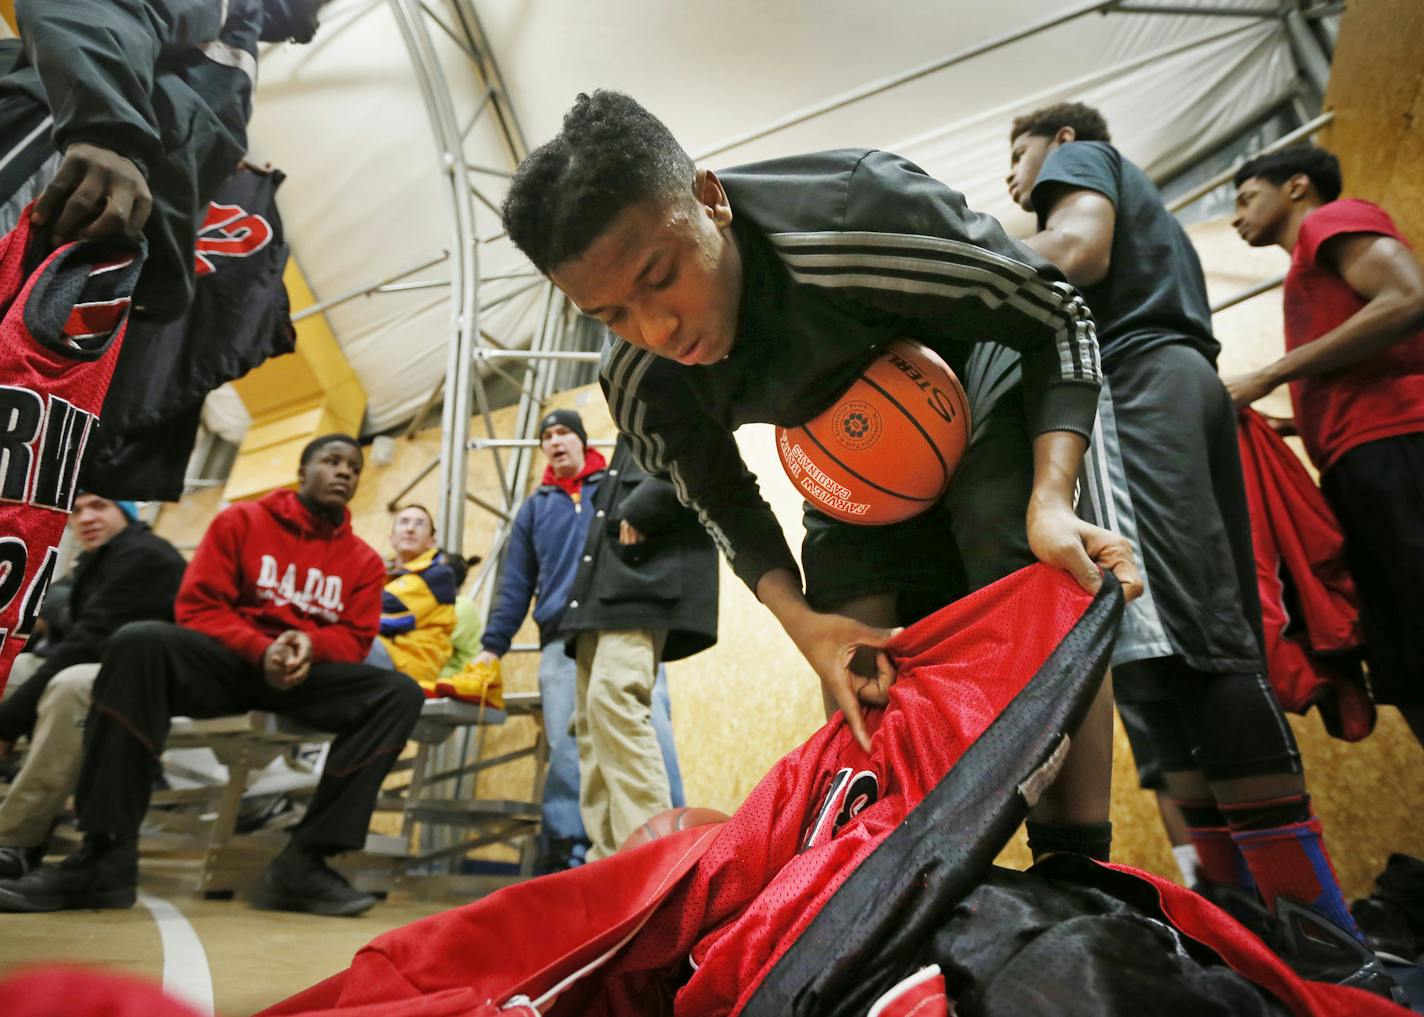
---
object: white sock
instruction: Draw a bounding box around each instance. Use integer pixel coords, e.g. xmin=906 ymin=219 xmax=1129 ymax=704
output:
xmin=1173 ymin=842 xmax=1201 ymax=885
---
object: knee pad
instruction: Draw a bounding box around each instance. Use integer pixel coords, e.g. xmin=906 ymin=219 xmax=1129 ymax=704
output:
xmin=1112 ymin=664 xmax=1198 ymax=776
xmin=1171 ymin=670 xmax=1302 ymax=782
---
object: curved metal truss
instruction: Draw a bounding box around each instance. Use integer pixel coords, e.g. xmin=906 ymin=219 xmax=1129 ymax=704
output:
xmin=351 ymin=0 xmax=605 ymax=594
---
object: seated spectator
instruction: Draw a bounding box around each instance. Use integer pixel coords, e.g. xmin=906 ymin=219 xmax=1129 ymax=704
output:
xmin=369 ymin=504 xmax=467 ymax=695
xmin=0 ymin=435 xmax=425 ymax=917
xmin=0 ymin=494 xmax=186 ymax=879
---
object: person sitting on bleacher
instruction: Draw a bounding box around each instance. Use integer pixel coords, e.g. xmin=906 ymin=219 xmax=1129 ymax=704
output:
xmin=0 ymin=494 xmax=186 ymax=880
xmin=367 ymin=504 xmax=470 ymax=696
xmin=0 ymin=434 xmax=425 ymax=917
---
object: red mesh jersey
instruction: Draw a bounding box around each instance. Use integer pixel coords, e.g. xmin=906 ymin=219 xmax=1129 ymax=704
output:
xmin=0 ymin=209 xmax=142 ymax=689
xmin=262 ymin=565 xmax=1095 ymax=1016
xmin=648 ymin=563 xmax=1094 ymax=1016
xmin=1237 ymin=408 xmax=1374 ymax=740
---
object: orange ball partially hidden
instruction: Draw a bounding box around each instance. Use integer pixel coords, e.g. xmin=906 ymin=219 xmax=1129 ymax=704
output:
xmin=775 ymin=339 xmax=970 ymax=525
xmin=618 ymin=806 xmax=731 ymax=852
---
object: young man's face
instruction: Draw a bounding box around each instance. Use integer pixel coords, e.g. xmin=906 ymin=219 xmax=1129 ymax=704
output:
xmin=540 ymin=424 xmax=585 ymax=479
xmin=390 ymin=507 xmax=435 ymax=562
xmin=1232 ymin=176 xmax=1294 ymax=248
xmin=1007 ymin=132 xmax=1056 ymax=212
xmin=550 ymin=170 xmax=744 ymax=367
xmin=298 ymin=441 xmax=363 ymax=513
xmin=69 ymin=494 xmax=129 ymax=552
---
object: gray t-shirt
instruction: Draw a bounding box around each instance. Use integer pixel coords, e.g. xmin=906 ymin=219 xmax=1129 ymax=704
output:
xmin=1032 ymin=141 xmax=1218 ymax=369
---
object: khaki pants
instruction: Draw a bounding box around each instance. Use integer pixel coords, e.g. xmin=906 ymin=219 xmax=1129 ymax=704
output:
xmin=574 ymin=629 xmax=671 ymax=861
xmin=0 ymin=652 xmax=43 ymax=703
xmin=0 ymin=661 xmax=100 ymax=847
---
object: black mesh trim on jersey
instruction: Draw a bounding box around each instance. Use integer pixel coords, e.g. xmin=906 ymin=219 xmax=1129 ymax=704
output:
xmin=23 ymin=236 xmax=145 ymax=363
xmin=740 ymin=573 xmax=1123 ymax=1017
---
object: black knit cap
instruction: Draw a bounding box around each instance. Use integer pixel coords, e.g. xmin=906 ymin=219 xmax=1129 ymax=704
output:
xmin=538 ymin=409 xmax=587 ymax=446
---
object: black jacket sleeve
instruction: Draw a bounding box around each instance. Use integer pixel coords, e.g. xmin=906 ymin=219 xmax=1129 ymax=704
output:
xmin=601 ymin=341 xmax=798 ymax=594
xmin=13 ymin=0 xmax=226 ymax=172
xmin=50 ymin=540 xmax=183 ymax=661
xmin=617 ymin=470 xmax=698 ymax=538
xmin=831 ymin=150 xmax=1102 ymax=439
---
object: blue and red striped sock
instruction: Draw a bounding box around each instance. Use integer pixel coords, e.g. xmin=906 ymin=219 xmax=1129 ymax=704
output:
xmin=1174 ymin=798 xmax=1256 ymax=892
xmin=1223 ymin=794 xmax=1362 ymax=941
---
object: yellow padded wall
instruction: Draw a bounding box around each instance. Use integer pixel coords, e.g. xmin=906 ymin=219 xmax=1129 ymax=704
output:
xmin=1318 ymin=0 xmax=1424 ymax=243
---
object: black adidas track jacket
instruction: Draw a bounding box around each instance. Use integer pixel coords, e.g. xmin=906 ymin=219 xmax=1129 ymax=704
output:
xmin=600 ymin=149 xmax=1102 ymax=593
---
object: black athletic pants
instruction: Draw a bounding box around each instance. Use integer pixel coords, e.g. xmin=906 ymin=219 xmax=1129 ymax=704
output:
xmin=1320 ymin=431 xmax=1424 ymax=707
xmin=76 ymin=621 xmax=425 ymax=853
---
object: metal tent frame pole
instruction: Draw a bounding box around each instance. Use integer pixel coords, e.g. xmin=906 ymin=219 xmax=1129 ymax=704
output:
xmin=1211 ymin=274 xmax=1285 ymax=314
xmin=691 ymin=0 xmax=1301 ymax=163
xmin=386 ymin=0 xmax=566 ymax=874
xmin=390 ymin=0 xmax=482 ymax=553
xmin=692 ymin=0 xmax=1121 ymax=161
xmin=1166 ymin=109 xmax=1333 ymax=213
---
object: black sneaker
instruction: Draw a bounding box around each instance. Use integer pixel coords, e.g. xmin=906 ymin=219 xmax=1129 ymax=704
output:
xmin=0 ymin=834 xmax=136 ymax=912
xmin=1192 ymin=877 xmax=1275 ymax=942
xmin=1266 ymin=897 xmax=1407 ymax=1004
xmin=252 ymin=843 xmax=376 ymax=917
xmin=0 ymin=844 xmax=46 ymax=881
xmin=1352 ymin=896 xmax=1422 ymax=965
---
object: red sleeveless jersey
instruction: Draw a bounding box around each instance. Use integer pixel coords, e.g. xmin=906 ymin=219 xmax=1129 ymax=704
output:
xmin=0 ymin=209 xmax=142 ymax=689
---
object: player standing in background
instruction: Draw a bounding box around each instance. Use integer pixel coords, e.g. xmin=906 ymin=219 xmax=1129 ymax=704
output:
xmin=1006 ymin=104 xmax=1369 ymax=959
xmin=1229 ymin=145 xmax=1424 ymax=748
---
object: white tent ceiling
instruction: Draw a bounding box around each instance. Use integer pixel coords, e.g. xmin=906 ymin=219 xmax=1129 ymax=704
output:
xmin=233 ymin=0 xmax=1310 ymax=437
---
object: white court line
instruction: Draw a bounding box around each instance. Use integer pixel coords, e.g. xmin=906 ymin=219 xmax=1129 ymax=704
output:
xmin=138 ymin=892 xmax=215 ymax=1016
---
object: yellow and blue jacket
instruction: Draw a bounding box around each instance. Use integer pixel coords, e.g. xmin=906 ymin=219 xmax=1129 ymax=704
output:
xmin=378 ymin=548 xmax=460 ymax=684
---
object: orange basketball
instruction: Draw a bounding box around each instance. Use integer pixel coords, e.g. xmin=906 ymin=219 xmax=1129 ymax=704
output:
xmin=618 ymin=806 xmax=731 ymax=852
xmin=775 ymin=339 xmax=970 ymax=525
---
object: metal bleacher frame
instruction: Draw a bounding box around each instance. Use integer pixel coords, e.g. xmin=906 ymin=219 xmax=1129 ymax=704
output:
xmin=147 ymin=692 xmax=548 ymax=898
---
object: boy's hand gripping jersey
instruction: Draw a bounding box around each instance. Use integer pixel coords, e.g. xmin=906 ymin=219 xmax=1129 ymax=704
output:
xmin=262 ymin=566 xmax=1405 ymax=1017
xmin=0 ymin=208 xmax=143 ymax=690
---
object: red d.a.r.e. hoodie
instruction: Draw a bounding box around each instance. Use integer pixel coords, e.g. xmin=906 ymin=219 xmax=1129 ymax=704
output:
xmin=175 ymin=488 xmax=386 ymax=665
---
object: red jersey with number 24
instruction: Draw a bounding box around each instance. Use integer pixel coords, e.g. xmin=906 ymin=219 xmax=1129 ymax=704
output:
xmin=0 ymin=208 xmax=141 ymax=690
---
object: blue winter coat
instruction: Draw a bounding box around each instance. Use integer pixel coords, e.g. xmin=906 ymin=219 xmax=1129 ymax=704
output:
xmin=481 ymin=472 xmax=603 ymax=654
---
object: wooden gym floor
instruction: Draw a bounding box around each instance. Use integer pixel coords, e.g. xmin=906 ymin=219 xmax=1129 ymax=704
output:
xmin=0 ymin=862 xmax=472 ymax=1015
